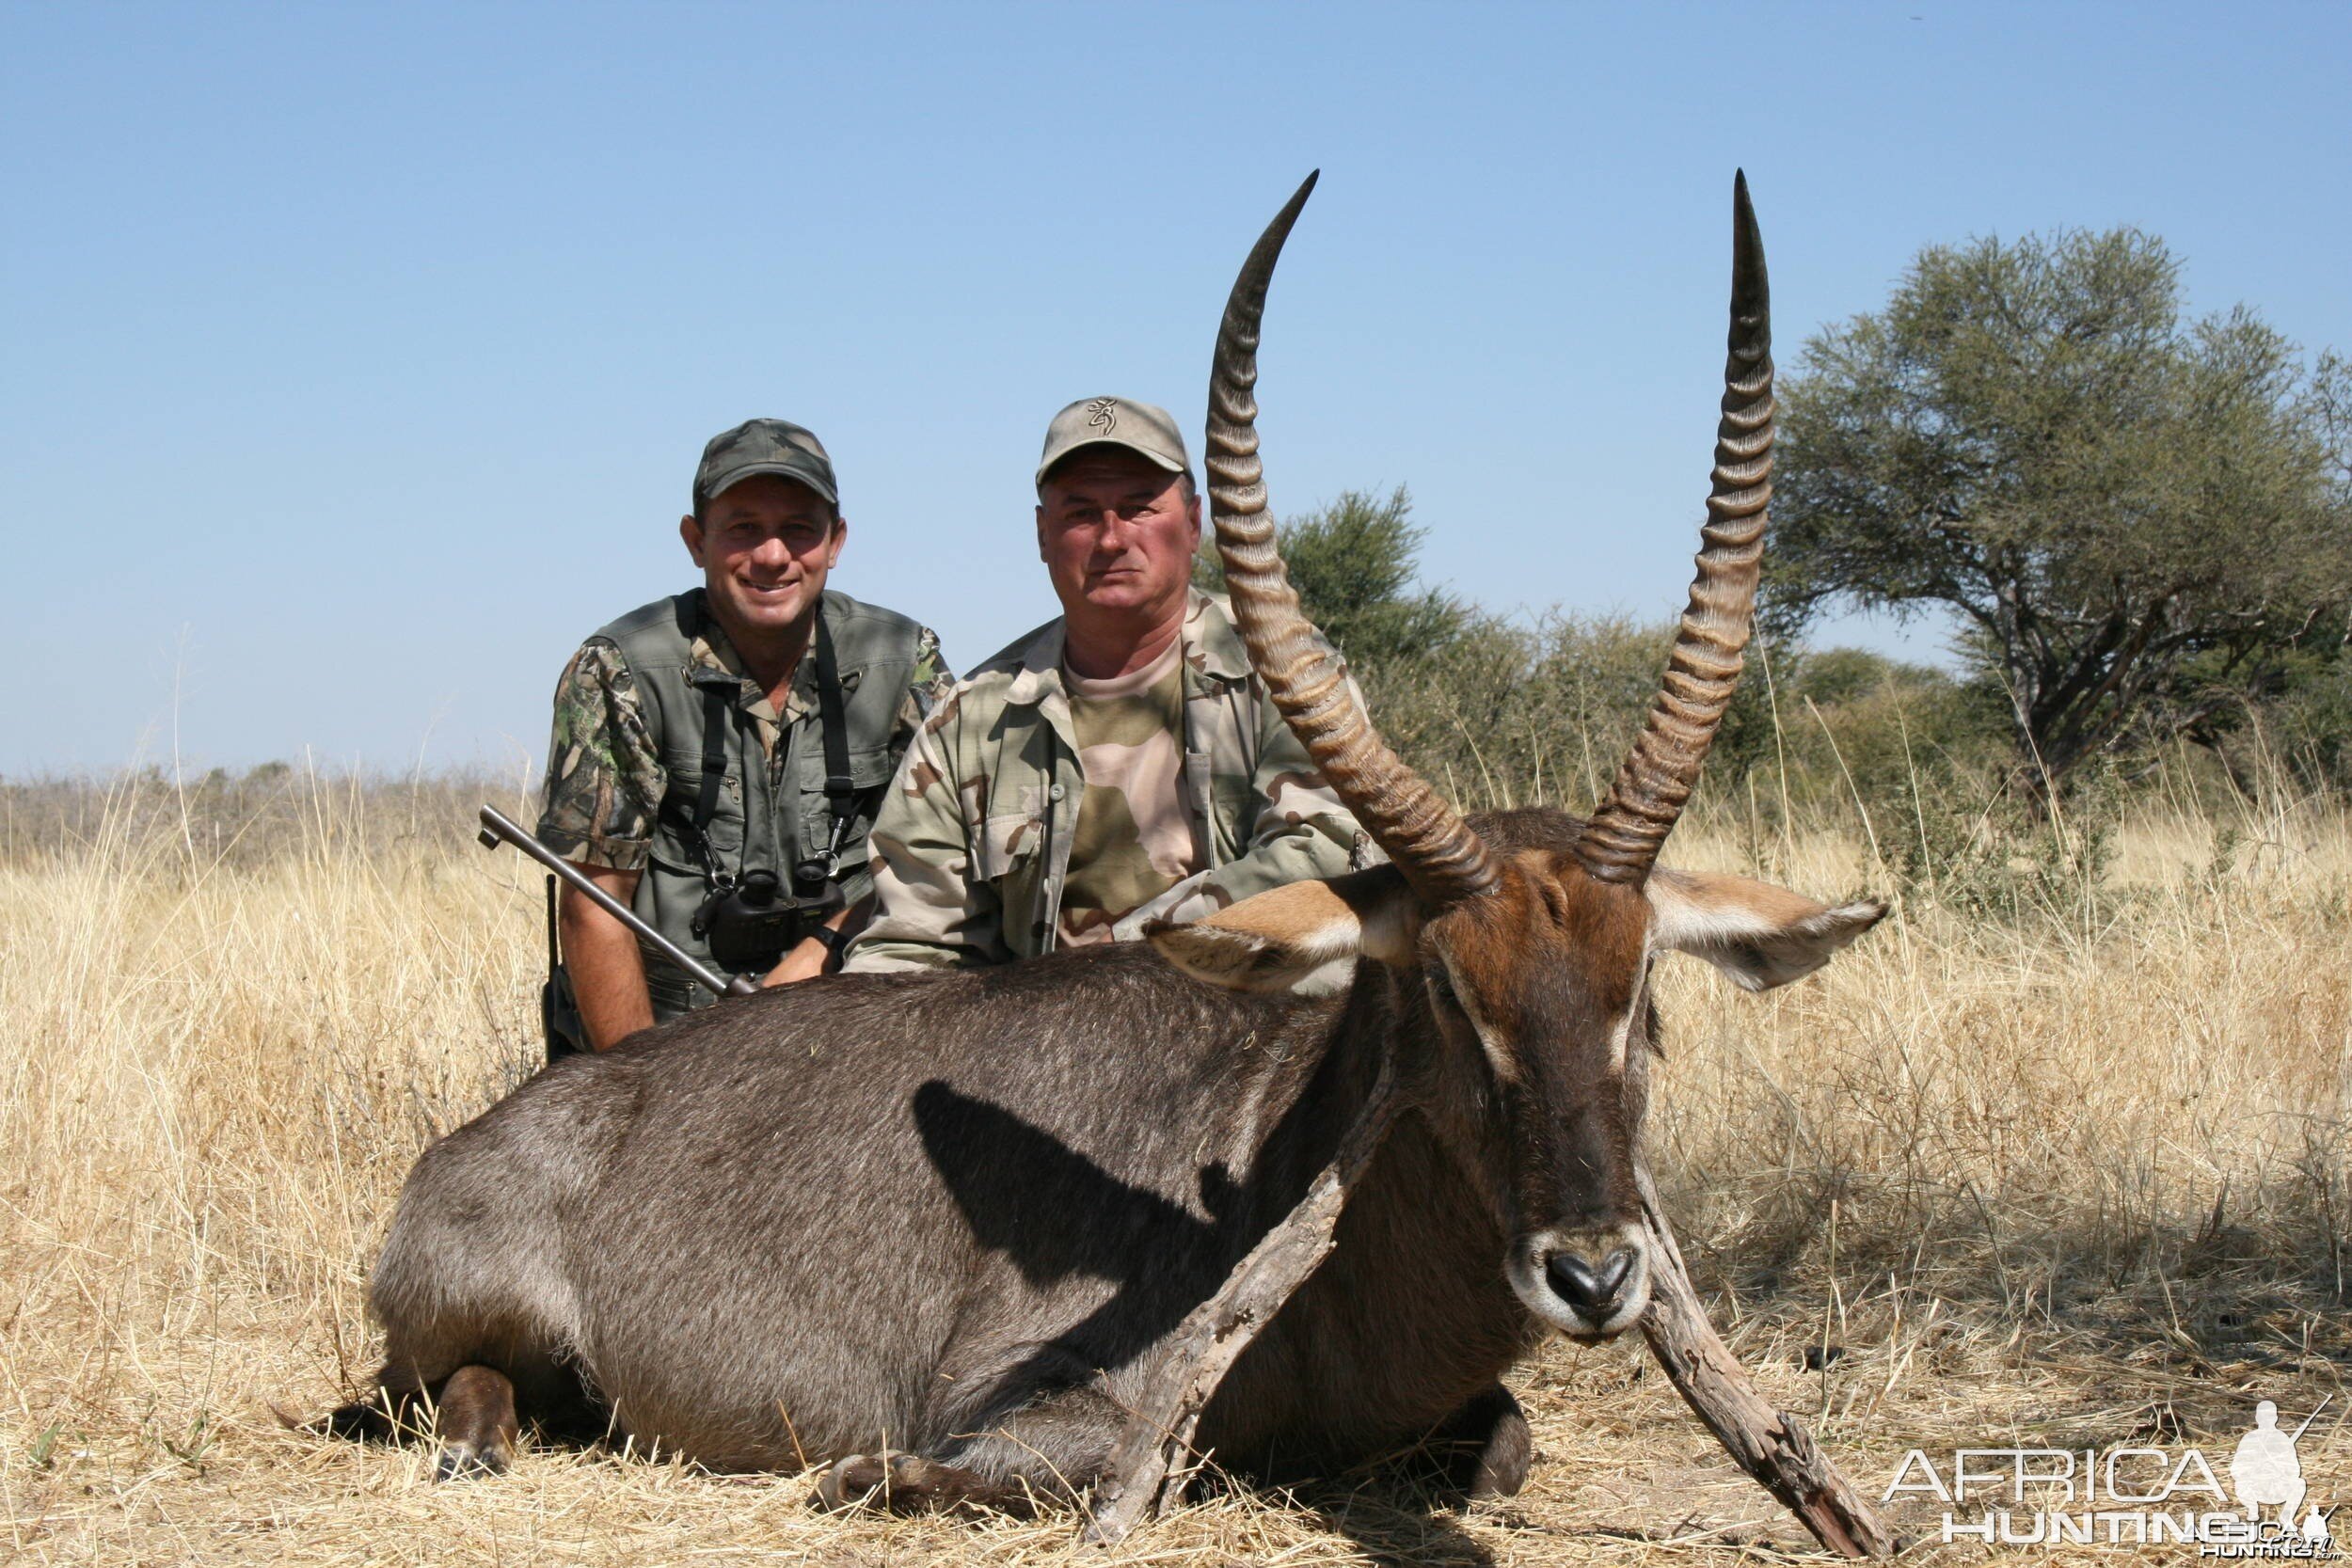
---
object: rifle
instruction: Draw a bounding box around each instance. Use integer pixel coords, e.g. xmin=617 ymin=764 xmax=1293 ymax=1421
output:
xmin=476 ymin=804 xmax=759 ymax=1008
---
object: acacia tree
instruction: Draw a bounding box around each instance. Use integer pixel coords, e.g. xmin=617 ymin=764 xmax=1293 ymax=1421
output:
xmin=1766 ymin=229 xmax=2351 ymax=797
xmin=1193 ymin=485 xmax=1467 ymax=670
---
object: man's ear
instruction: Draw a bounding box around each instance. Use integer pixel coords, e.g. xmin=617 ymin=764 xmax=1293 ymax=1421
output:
xmin=679 ymin=514 xmax=707 ymax=568
xmin=1646 ymin=867 xmax=1887 ymax=992
xmin=826 ymin=514 xmax=848 ymax=569
xmin=1149 ymin=867 xmax=1419 ymax=996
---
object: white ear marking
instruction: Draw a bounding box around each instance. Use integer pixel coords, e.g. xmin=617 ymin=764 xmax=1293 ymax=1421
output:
xmin=1149 ymin=870 xmax=1418 ymax=996
xmin=1647 ymin=868 xmax=1887 ymax=991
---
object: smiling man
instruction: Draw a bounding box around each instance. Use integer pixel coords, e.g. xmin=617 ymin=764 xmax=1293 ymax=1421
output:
xmin=846 ymin=396 xmax=1367 ymax=972
xmin=536 ymin=419 xmax=947 ymax=1050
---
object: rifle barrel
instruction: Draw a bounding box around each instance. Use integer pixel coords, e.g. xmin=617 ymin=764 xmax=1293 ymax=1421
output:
xmin=477 ymin=804 xmax=757 ymax=1000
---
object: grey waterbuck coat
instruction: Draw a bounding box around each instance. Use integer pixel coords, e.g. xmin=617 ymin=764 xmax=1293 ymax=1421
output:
xmin=351 ymin=171 xmax=1886 ymax=1508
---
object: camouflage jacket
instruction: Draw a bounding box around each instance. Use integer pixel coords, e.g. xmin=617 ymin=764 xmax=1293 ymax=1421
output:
xmin=845 ymin=590 xmax=1370 ymax=972
xmin=538 ymin=593 xmax=950 ymax=912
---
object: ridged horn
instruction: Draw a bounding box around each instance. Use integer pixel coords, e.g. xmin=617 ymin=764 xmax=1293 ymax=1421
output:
xmin=1575 ymin=170 xmax=1773 ymax=885
xmin=1206 ymin=171 xmax=1502 ymax=906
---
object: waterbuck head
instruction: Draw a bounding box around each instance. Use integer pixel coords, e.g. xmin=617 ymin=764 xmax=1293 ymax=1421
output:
xmin=1151 ymin=172 xmax=1885 ymax=1341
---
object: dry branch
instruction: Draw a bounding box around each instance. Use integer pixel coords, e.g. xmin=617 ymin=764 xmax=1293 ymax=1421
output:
xmin=1084 ymin=1043 xmax=1402 ymax=1545
xmin=1636 ymin=1164 xmax=1899 ymax=1558
xmin=1087 ymin=1087 xmax=1898 ymax=1557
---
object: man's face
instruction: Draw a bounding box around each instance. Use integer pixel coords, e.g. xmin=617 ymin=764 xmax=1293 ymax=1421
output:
xmin=679 ymin=474 xmax=845 ymax=641
xmin=1035 ymin=448 xmax=1202 ymax=623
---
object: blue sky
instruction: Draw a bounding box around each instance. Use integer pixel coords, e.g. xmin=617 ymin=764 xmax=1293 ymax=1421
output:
xmin=5 ymin=1 xmax=2346 ymax=776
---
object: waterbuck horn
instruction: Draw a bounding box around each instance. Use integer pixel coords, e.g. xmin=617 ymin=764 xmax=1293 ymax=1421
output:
xmin=1206 ymin=171 xmax=1502 ymax=906
xmin=1574 ymin=171 xmax=1773 ymax=885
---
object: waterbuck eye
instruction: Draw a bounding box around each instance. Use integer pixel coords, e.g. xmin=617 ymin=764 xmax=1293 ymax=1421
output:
xmin=1425 ymin=966 xmax=1460 ymax=1009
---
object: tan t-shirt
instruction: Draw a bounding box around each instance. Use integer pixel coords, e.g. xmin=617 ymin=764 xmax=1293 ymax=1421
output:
xmin=1056 ymin=639 xmax=1202 ymax=946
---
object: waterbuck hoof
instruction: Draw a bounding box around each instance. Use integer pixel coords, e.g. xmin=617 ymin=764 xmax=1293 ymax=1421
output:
xmin=433 ymin=1442 xmax=507 ymax=1481
xmin=814 ymin=1452 xmax=1026 ymax=1516
xmin=316 ymin=1400 xmax=391 ymax=1443
xmin=1438 ymin=1382 xmax=1533 ymax=1500
xmin=1464 ymin=1412 xmax=1533 ymax=1498
xmin=815 ymin=1453 xmax=890 ymax=1510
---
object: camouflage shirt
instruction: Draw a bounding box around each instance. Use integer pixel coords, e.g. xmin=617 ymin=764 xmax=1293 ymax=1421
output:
xmin=844 ymin=591 xmax=1371 ymax=972
xmin=1057 ymin=637 xmax=1201 ymax=946
xmin=538 ymin=606 xmax=949 ymax=887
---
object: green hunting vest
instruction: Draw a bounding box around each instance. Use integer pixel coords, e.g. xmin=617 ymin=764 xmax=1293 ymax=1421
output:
xmin=596 ymin=588 xmax=922 ymax=1019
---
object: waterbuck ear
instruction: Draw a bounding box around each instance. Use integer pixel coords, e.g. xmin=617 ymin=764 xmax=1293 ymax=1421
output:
xmin=1645 ymin=868 xmax=1888 ymax=992
xmin=1148 ymin=868 xmax=1420 ymax=996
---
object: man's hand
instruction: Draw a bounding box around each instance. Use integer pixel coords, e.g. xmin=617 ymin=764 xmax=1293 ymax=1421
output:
xmin=760 ymin=897 xmax=866 ymax=988
xmin=762 ymin=937 xmax=831 ymax=987
xmin=559 ymin=863 xmax=656 ymax=1049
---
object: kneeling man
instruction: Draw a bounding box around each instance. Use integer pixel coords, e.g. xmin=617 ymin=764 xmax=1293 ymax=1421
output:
xmin=539 ymin=419 xmax=948 ymax=1047
xmin=848 ymin=396 xmax=1365 ymax=972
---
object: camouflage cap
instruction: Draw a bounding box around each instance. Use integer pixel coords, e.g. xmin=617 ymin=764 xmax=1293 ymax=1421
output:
xmin=1035 ymin=396 xmax=1190 ymax=488
xmin=694 ymin=418 xmax=839 ymax=511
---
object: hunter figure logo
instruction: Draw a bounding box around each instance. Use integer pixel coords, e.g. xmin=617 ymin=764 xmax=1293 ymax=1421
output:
xmin=1883 ymin=1396 xmax=2335 ymax=1555
xmin=2233 ymin=1402 xmax=2312 ymax=1534
xmin=1086 ymin=396 xmax=1119 ymax=436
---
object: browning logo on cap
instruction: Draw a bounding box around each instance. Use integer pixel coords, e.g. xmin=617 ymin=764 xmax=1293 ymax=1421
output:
xmin=1036 ymin=395 xmax=1191 ymax=487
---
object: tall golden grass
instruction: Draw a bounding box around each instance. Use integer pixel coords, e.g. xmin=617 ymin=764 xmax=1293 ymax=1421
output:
xmin=1 ymin=763 xmax=2344 ymax=1563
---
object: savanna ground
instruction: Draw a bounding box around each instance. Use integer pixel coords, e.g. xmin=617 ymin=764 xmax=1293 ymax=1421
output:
xmin=1 ymin=761 xmax=2345 ymax=1565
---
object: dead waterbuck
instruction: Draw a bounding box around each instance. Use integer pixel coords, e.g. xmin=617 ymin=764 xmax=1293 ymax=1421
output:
xmin=341 ymin=171 xmax=1885 ymax=1512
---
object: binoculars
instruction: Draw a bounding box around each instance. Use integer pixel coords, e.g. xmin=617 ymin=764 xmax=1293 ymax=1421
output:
xmin=691 ymin=866 xmax=844 ymax=974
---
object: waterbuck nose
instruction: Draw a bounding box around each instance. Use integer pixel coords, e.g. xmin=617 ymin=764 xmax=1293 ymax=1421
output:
xmin=1546 ymin=1247 xmax=1637 ymax=1319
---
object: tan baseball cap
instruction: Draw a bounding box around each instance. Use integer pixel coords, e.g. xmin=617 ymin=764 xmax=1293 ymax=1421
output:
xmin=1034 ymin=396 xmax=1191 ymax=487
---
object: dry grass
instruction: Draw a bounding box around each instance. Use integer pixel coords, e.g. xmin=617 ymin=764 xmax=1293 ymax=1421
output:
xmin=1 ymin=767 xmax=2345 ymax=1564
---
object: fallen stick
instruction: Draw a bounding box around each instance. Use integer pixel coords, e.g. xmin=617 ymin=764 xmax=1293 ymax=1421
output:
xmin=1083 ymin=1042 xmax=1401 ymax=1545
xmin=1636 ymin=1164 xmax=1899 ymax=1559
